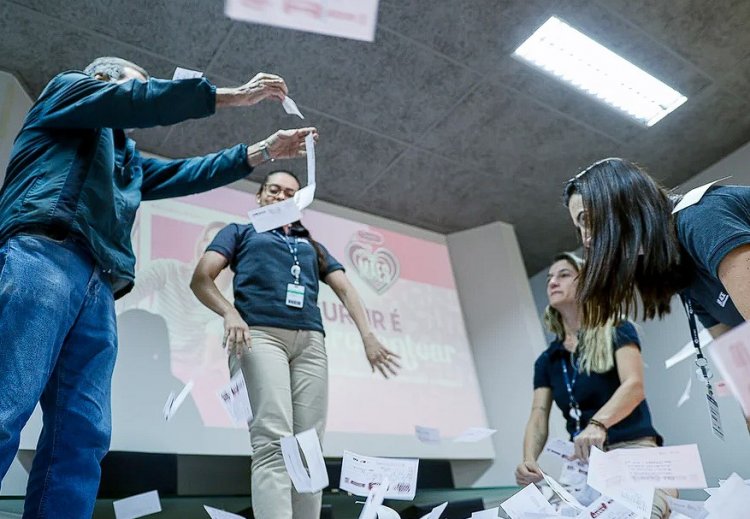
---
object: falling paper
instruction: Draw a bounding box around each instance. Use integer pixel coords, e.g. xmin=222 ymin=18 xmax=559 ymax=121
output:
xmin=340 ymin=451 xmax=418 ymax=500
xmin=665 ymin=497 xmax=707 ymax=519
xmin=204 ymin=505 xmax=245 ymax=519
xmin=282 ymin=96 xmax=305 ymax=118
xmin=703 ymin=473 xmax=750 ymax=517
xmin=665 ymin=329 xmax=713 ymax=369
xmin=709 ymin=321 xmax=750 ymax=416
xmin=248 ymin=198 xmax=302 ymax=233
xmin=113 ymin=490 xmax=162 ymax=519
xmin=280 ymin=428 xmax=329 ymax=493
xmin=304 ymin=131 xmax=316 ymax=185
xmin=575 ymin=496 xmax=636 ymax=519
xmin=419 ymin=502 xmax=448 ymax=519
xmin=541 ymin=471 xmax=585 ymax=512
xmin=358 ymin=478 xmax=390 ymax=519
xmin=217 ymin=371 xmax=253 ymax=426
xmin=225 ymin=0 xmax=380 ymax=42
xmin=470 ymin=507 xmax=500 ymax=518
xmin=500 ymin=484 xmax=556 ymax=519
xmin=677 ymin=375 xmax=692 ymax=408
xmin=452 ymin=427 xmax=497 ymax=443
xmin=172 ymin=67 xmax=204 ymax=80
xmin=163 ymin=380 xmax=194 ymax=421
xmin=415 ymin=425 xmax=441 ymax=444
xmin=587 ymin=448 xmax=653 ymax=519
xmin=544 ymin=438 xmax=575 ymax=460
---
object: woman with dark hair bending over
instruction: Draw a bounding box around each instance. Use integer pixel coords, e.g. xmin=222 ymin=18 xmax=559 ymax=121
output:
xmin=191 ymin=170 xmax=401 ymax=519
xmin=564 ymin=158 xmax=750 ymax=427
xmin=516 ymin=252 xmax=675 ymax=518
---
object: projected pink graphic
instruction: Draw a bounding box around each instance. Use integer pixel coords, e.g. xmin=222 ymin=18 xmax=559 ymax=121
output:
xmin=118 ymin=186 xmax=487 ymax=436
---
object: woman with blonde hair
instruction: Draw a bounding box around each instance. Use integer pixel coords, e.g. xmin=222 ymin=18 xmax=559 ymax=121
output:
xmin=515 ymin=252 xmax=675 ymax=518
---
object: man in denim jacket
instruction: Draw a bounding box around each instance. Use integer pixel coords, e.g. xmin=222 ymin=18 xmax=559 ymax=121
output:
xmin=0 ymin=56 xmax=317 ymax=518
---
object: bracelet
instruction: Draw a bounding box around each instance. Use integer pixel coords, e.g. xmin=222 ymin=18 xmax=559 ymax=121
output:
xmin=259 ymin=141 xmax=274 ymax=163
xmin=589 ymin=418 xmax=608 ymax=432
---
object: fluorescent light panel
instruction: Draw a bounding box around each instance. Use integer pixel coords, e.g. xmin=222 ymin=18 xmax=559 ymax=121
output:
xmin=513 ymin=16 xmax=687 ymax=127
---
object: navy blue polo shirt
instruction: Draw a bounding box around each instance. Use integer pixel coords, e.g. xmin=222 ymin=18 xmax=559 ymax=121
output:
xmin=207 ymin=223 xmax=344 ymax=333
xmin=676 ymin=185 xmax=750 ymax=329
xmin=533 ymin=322 xmax=661 ymax=445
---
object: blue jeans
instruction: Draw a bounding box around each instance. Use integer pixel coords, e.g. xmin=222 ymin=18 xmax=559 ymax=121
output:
xmin=0 ymin=234 xmax=117 ymax=518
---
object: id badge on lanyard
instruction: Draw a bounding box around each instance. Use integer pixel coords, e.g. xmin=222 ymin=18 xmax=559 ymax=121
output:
xmin=680 ymin=293 xmax=725 ymax=440
xmin=275 ymin=230 xmax=305 ymax=309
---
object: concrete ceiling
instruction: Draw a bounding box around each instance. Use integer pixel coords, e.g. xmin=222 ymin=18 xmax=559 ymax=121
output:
xmin=2 ymin=0 xmax=750 ymax=274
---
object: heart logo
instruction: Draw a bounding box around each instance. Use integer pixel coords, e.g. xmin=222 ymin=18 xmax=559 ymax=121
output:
xmin=346 ymin=231 xmax=400 ymax=295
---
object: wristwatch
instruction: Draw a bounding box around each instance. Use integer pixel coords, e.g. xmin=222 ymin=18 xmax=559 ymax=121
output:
xmin=259 ymin=141 xmax=274 ymax=163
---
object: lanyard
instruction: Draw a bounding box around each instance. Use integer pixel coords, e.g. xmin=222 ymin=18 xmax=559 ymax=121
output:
xmin=680 ymin=292 xmax=725 ymax=440
xmin=273 ymin=230 xmax=301 ymax=284
xmin=560 ymin=353 xmax=582 ymax=435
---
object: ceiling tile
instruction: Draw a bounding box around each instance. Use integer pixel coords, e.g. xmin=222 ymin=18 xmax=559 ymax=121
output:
xmin=10 ymin=0 xmax=233 ymax=69
xmin=207 ymin=24 xmax=480 ymax=142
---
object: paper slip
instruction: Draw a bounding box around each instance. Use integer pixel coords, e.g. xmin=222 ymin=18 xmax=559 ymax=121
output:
xmin=587 ymin=448 xmax=652 ymax=519
xmin=172 ymin=67 xmax=203 ymax=80
xmin=163 ymin=380 xmax=194 ymax=421
xmin=217 ymin=371 xmax=253 ymax=426
xmin=665 ymin=330 xmax=713 ymax=369
xmin=545 ymin=438 xmax=575 ymax=460
xmin=249 ymin=132 xmax=317 ymax=231
xmin=204 ymin=505 xmax=244 ymax=519
xmin=704 ymin=473 xmax=750 ymax=517
xmin=709 ymin=320 xmax=750 ymax=416
xmin=542 ymin=471 xmax=585 ymax=512
xmin=574 ymin=496 xmax=636 ymax=519
xmin=665 ymin=497 xmax=707 ymax=519
xmin=501 ymin=484 xmax=556 ymax=519
xmin=677 ymin=376 xmax=692 ymax=408
xmin=340 ymin=451 xmax=419 ymax=500
xmin=419 ymin=502 xmax=448 ymax=519
xmin=452 ymin=427 xmax=497 ymax=443
xmin=282 ymin=96 xmax=304 ymax=119
xmin=415 ymin=425 xmax=441 ymax=443
xmin=280 ymin=428 xmax=329 ymax=493
xmin=224 ymin=0 xmax=379 ymax=42
xmin=358 ymin=478 xmax=390 ymax=519
xmin=377 ymin=505 xmax=401 ymax=519
xmin=248 ymin=197 xmax=301 ymax=233
xmin=672 ymin=177 xmax=730 ymax=214
xmin=294 ymin=184 xmax=316 ymax=211
xmin=470 ymin=507 xmax=500 ymax=518
xmin=594 ymin=444 xmax=707 ymax=489
xmin=113 ymin=490 xmax=162 ymax=519
xmin=559 ymin=460 xmax=588 ymax=487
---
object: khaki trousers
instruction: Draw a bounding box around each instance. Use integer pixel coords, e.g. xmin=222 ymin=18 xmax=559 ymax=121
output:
xmin=230 ymin=326 xmax=328 ymax=519
xmin=605 ymin=437 xmax=679 ymax=519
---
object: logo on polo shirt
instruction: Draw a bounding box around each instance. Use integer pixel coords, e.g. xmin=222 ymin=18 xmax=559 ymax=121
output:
xmin=717 ymin=291 xmax=729 ymax=308
xmin=345 ymin=229 xmax=400 ymax=295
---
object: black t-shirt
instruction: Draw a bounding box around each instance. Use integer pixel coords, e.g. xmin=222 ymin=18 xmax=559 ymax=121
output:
xmin=533 ymin=322 xmax=662 ymax=445
xmin=676 ymin=185 xmax=750 ymax=328
xmin=207 ymin=223 xmax=344 ymax=333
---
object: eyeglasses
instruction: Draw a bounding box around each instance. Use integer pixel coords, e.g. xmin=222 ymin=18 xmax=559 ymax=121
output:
xmin=264 ymin=183 xmax=297 ymax=198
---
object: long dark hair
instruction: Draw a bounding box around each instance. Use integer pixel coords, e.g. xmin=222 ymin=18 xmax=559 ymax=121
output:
xmin=258 ymin=170 xmax=329 ymax=276
xmin=563 ymin=158 xmax=685 ymax=328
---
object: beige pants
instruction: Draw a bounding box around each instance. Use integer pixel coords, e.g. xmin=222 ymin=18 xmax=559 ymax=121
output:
xmin=606 ymin=437 xmax=679 ymax=519
xmin=230 ymin=326 xmax=328 ymax=519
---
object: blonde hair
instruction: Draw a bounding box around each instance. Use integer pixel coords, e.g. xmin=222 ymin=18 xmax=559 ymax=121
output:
xmin=543 ymin=252 xmax=619 ymax=374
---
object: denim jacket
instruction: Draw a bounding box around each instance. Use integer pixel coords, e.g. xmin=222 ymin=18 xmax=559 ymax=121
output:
xmin=0 ymin=71 xmax=253 ymax=298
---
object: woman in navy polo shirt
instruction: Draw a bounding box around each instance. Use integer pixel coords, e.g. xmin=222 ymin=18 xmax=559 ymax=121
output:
xmin=515 ymin=252 xmax=675 ymax=518
xmin=191 ymin=170 xmax=400 ymax=519
xmin=564 ymin=158 xmax=750 ymax=431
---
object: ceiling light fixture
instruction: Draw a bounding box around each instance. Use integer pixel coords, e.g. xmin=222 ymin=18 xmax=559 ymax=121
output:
xmin=513 ymin=16 xmax=687 ymax=127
